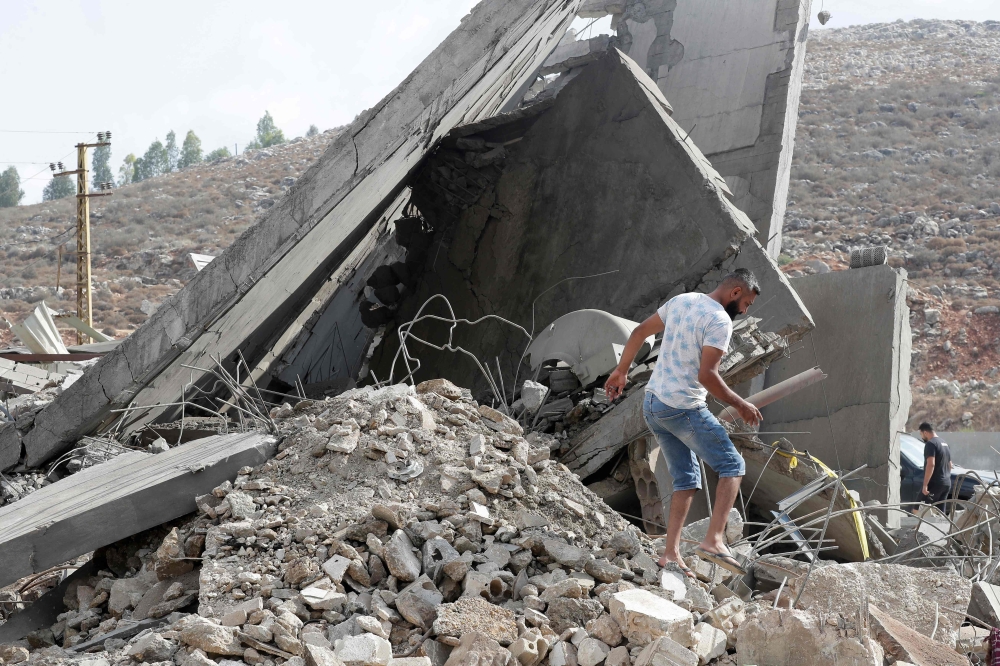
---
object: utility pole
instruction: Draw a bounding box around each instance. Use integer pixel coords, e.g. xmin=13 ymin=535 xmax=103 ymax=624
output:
xmin=52 ymin=131 xmax=114 ymax=345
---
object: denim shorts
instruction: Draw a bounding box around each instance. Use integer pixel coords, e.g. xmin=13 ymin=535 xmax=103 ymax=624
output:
xmin=642 ymin=391 xmax=745 ymax=492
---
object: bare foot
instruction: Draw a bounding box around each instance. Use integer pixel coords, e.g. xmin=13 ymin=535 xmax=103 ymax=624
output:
xmin=659 ymin=552 xmax=695 ymax=578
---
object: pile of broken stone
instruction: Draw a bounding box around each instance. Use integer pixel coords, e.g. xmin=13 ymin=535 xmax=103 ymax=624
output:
xmin=0 ymin=377 xmax=993 ymax=666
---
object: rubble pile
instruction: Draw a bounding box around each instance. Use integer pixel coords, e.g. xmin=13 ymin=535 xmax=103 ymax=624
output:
xmin=0 ymin=378 xmax=995 ymax=666
xmin=0 ymin=379 xmax=741 ymax=664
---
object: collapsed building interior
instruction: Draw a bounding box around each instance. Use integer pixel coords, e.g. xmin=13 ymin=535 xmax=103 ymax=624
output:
xmin=1 ymin=1 xmax=996 ymax=665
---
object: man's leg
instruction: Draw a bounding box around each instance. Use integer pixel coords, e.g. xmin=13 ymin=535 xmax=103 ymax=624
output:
xmin=679 ymin=408 xmax=747 ymax=558
xmin=698 ymin=476 xmax=743 ymax=555
xmin=642 ymin=393 xmax=701 ymax=571
xmin=661 ymin=488 xmax=697 ymax=568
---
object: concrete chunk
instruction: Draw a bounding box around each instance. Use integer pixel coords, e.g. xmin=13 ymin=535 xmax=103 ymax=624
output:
xmin=968 ymin=581 xmax=1000 ymax=628
xmin=791 ymin=562 xmax=971 ymax=647
xmin=333 ymin=634 xmax=392 ymax=666
xmin=442 ymin=632 xmax=512 ymax=666
xmin=609 ymin=589 xmax=694 ymax=647
xmin=633 ymin=637 xmax=697 ymax=666
xmin=736 ymin=609 xmax=882 ymax=666
xmin=0 ymin=432 xmax=276 ymax=590
xmin=868 ymin=604 xmax=966 ymax=666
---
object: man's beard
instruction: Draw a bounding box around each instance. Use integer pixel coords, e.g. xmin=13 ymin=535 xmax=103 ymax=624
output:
xmin=724 ymin=299 xmax=741 ymax=320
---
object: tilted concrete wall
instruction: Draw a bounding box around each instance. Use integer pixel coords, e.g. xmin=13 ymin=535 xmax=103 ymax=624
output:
xmin=760 ymin=265 xmax=912 ymax=523
xmin=371 ymin=49 xmax=812 ymax=395
xmin=12 ymin=0 xmax=582 ymax=471
xmin=615 ymin=0 xmax=812 ymax=256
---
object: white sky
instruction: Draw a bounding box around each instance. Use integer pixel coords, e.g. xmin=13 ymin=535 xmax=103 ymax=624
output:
xmin=1 ymin=0 xmax=994 ymax=204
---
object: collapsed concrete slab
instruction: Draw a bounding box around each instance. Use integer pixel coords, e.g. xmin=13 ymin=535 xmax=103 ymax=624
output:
xmin=367 ymin=49 xmax=812 ymax=394
xmin=790 ymin=562 xmax=971 ymax=648
xmin=14 ymin=0 xmax=582 ymax=471
xmin=0 ymin=432 xmax=276 ymax=589
xmin=759 ymin=265 xmax=912 ymax=518
xmin=611 ymin=0 xmax=813 ymax=256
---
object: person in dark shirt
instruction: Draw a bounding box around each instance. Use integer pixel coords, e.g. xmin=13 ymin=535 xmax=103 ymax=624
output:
xmin=918 ymin=422 xmax=952 ymax=504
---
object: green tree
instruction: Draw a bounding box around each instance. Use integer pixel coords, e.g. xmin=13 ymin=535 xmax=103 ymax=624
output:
xmin=0 ymin=166 xmax=24 ymax=207
xmin=306 ymin=124 xmax=319 ymax=137
xmin=178 ymin=130 xmax=203 ymax=169
xmin=43 ymin=175 xmax=75 ymax=201
xmin=92 ymin=144 xmax=113 ymax=187
xmin=118 ymin=153 xmax=137 ymax=185
xmin=205 ymin=146 xmax=232 ymax=161
xmin=247 ymin=111 xmax=285 ymax=149
xmin=165 ymin=130 xmax=178 ymax=172
xmin=137 ymin=139 xmax=168 ymax=180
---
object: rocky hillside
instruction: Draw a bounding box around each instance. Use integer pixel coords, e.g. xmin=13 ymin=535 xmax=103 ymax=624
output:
xmin=782 ymin=18 xmax=1000 ymax=429
xmin=0 ymin=129 xmax=341 ymax=343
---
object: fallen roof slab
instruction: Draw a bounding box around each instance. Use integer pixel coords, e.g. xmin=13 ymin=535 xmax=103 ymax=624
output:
xmin=17 ymin=0 xmax=581 ymax=471
xmin=368 ymin=48 xmax=811 ymax=391
xmin=0 ymin=432 xmax=276 ymax=589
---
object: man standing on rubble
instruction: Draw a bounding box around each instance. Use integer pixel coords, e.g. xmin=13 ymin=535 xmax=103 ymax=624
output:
xmin=604 ymin=269 xmax=762 ymax=577
xmin=918 ymin=422 xmax=953 ymax=505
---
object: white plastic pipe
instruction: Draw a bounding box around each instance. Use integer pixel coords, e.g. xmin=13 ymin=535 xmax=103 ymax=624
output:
xmin=719 ymin=366 xmax=827 ymax=423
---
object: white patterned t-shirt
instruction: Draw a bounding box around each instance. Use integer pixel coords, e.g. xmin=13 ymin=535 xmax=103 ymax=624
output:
xmin=645 ymin=293 xmax=732 ymax=409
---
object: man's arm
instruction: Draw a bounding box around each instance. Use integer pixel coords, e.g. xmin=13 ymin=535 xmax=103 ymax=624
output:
xmin=922 ymin=456 xmax=935 ymax=495
xmin=603 ymin=313 xmax=664 ymax=401
xmin=699 ymin=346 xmax=762 ymax=425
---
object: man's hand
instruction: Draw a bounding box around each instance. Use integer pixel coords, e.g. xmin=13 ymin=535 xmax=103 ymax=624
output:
xmin=922 ymin=485 xmax=930 ymax=497
xmin=734 ymin=398 xmax=762 ymax=426
xmin=604 ymin=367 xmax=628 ymax=402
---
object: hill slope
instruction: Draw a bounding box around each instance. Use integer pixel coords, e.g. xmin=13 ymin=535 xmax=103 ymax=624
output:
xmin=783 ymin=19 xmax=1000 ymax=429
xmin=0 ymin=130 xmax=340 ymax=343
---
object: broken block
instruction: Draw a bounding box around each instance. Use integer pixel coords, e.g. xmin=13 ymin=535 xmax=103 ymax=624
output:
xmin=868 ymin=605 xmax=966 ymax=666
xmin=633 ymin=636 xmax=697 ymax=666
xmin=334 ymin=633 xmax=392 ymax=666
xmin=968 ymin=581 xmax=1000 ymax=628
xmin=609 ymin=589 xmax=694 ymax=647
xmin=736 ymin=609 xmax=883 ymax=666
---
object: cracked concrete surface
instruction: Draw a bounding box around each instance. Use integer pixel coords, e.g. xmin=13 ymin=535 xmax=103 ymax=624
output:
xmin=614 ymin=0 xmax=812 ymax=257
xmin=760 ymin=265 xmax=912 ymax=523
xmin=371 ymin=49 xmax=812 ymax=396
xmin=14 ymin=0 xmax=582 ymax=471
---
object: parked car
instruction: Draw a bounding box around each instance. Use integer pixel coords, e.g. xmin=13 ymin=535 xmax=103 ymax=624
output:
xmin=899 ymin=433 xmax=999 ymax=504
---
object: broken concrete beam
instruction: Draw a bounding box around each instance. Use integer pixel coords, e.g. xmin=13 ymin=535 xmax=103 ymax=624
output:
xmin=760 ymin=265 xmax=911 ymax=519
xmin=736 ymin=608 xmax=883 ymax=666
xmin=17 ymin=0 xmax=582 ymax=470
xmin=968 ymin=581 xmax=1000 ymax=628
xmin=0 ymin=432 xmax=276 ymax=589
xmin=791 ymin=562 xmax=971 ymax=648
xmin=868 ymin=605 xmax=968 ymax=666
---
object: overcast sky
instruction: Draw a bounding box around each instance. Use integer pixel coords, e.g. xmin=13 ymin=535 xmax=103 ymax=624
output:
xmin=1 ymin=0 xmax=994 ymax=204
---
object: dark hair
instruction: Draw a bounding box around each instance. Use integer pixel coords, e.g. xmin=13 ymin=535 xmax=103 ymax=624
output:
xmin=721 ymin=268 xmax=760 ymax=295
xmin=918 ymin=422 xmax=934 ymax=433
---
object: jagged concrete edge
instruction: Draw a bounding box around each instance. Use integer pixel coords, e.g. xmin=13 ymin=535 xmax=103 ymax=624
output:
xmin=18 ymin=0 xmax=581 ymax=471
xmin=0 ymin=433 xmax=277 ymax=589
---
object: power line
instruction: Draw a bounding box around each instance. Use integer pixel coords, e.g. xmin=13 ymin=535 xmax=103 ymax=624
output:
xmin=0 ymin=130 xmax=99 ymax=134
